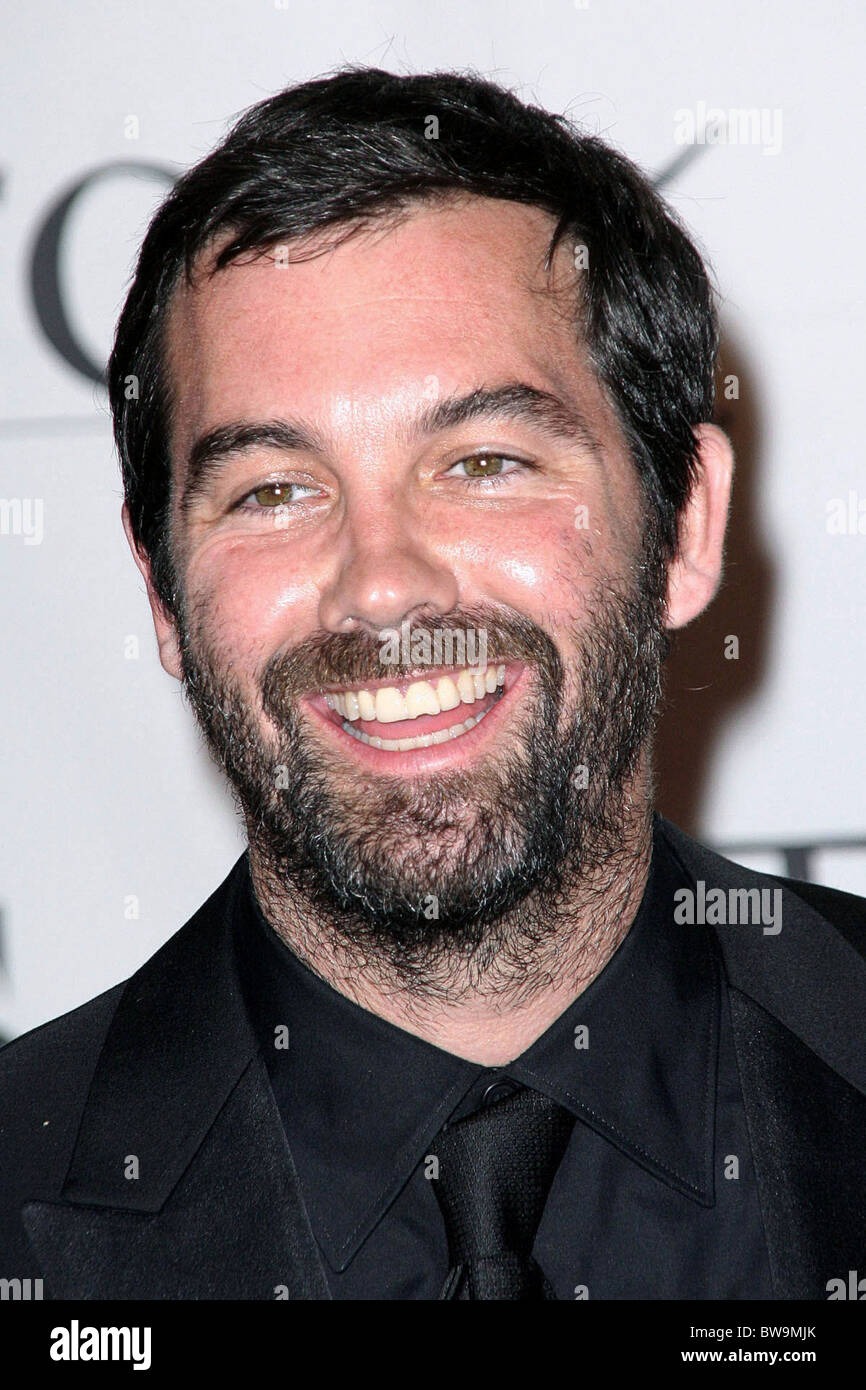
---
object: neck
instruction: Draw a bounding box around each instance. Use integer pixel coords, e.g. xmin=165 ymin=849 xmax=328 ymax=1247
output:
xmin=247 ymin=785 xmax=654 ymax=1067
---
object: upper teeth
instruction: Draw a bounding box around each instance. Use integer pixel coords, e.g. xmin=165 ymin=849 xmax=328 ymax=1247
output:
xmin=323 ymin=664 xmax=506 ymax=723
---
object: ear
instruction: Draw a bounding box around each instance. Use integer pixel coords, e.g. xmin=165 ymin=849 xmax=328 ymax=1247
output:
xmin=664 ymin=423 xmax=734 ymax=630
xmin=122 ymin=502 xmax=183 ymax=679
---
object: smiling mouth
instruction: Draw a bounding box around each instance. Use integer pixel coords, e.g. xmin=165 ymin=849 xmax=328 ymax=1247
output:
xmin=313 ymin=662 xmax=508 ymax=752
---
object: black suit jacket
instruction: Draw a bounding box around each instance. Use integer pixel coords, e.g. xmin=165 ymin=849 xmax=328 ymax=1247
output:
xmin=2 ymin=817 xmax=866 ymax=1300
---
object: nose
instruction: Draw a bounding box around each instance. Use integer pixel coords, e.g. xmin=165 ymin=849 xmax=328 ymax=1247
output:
xmin=318 ymin=502 xmax=459 ymax=636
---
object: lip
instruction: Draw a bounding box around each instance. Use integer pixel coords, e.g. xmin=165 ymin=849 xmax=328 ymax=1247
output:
xmin=302 ymin=662 xmax=526 ymax=774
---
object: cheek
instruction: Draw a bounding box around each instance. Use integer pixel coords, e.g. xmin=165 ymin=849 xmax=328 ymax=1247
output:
xmin=184 ymin=538 xmax=320 ymax=665
xmin=455 ymin=511 xmax=600 ymax=623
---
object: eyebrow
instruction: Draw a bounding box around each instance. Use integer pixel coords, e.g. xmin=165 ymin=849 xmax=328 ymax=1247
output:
xmin=179 ymin=382 xmax=604 ymax=515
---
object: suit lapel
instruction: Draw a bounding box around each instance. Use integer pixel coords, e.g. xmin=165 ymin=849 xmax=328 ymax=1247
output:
xmin=22 ymin=855 xmax=331 ymax=1300
xmin=660 ymin=817 xmax=866 ymax=1300
xmin=728 ymin=988 xmax=866 ymax=1299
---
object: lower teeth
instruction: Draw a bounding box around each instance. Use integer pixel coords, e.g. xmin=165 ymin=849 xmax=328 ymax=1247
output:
xmin=341 ymin=705 xmax=491 ymax=751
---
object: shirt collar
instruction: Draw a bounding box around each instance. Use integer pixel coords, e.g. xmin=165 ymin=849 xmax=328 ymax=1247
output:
xmin=233 ymin=814 xmax=719 ymax=1271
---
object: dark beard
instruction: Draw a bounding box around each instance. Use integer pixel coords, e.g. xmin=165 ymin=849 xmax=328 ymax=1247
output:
xmin=176 ymin=551 xmax=668 ymax=987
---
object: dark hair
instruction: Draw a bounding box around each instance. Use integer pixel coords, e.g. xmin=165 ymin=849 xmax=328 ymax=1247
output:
xmin=108 ymin=65 xmax=719 ymax=617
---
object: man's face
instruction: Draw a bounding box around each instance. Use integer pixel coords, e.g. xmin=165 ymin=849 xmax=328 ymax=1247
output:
xmin=160 ymin=196 xmax=668 ymax=965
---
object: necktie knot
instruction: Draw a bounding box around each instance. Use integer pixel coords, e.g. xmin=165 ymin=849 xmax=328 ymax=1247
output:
xmin=429 ymin=1084 xmax=575 ymax=1299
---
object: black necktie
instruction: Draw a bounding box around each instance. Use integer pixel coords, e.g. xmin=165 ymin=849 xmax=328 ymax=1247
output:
xmin=429 ymin=1084 xmax=576 ymax=1300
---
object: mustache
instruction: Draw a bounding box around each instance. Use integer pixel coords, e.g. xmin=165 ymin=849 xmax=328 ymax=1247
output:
xmin=259 ymin=605 xmax=563 ymax=720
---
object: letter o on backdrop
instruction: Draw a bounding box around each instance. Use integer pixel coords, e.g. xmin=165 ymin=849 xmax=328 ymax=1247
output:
xmin=29 ymin=160 xmax=175 ymax=384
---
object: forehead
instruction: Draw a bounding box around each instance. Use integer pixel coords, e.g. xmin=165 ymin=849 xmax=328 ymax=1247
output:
xmin=164 ymin=195 xmax=614 ymax=462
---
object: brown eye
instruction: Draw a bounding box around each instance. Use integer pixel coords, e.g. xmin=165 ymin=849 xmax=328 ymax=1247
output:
xmin=253 ymin=482 xmax=294 ymax=507
xmin=236 ymin=480 xmax=320 ymax=513
xmin=462 ymin=455 xmax=505 ymax=478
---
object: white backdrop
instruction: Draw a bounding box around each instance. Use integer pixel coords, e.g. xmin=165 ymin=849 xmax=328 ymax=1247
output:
xmin=2 ymin=0 xmax=864 ymax=1039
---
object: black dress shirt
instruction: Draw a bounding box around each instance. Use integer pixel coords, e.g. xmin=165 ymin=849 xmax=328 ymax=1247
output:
xmin=232 ymin=814 xmax=775 ymax=1299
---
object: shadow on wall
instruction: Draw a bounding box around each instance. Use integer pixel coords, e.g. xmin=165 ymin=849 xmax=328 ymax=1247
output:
xmin=655 ymin=327 xmax=775 ymax=833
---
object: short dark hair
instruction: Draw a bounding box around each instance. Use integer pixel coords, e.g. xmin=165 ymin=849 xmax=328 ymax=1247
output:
xmin=108 ymin=65 xmax=719 ymax=617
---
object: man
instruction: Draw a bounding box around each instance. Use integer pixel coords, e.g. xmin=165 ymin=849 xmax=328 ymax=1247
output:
xmin=2 ymin=66 xmax=865 ymax=1301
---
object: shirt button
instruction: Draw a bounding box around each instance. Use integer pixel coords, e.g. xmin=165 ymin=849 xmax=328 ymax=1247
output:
xmin=481 ymin=1079 xmax=518 ymax=1108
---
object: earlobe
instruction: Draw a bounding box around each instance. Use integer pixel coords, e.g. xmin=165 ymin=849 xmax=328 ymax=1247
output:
xmin=121 ymin=503 xmax=184 ymax=680
xmin=664 ymin=423 xmax=734 ymax=631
